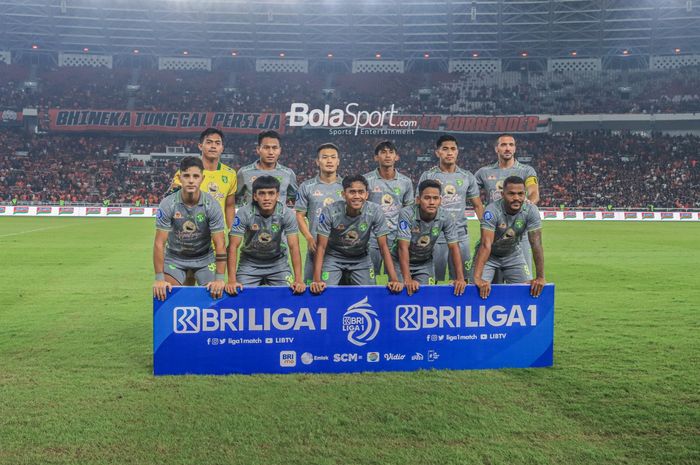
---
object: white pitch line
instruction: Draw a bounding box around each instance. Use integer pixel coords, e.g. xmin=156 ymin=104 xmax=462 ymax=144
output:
xmin=0 ymin=224 xmax=72 ymax=238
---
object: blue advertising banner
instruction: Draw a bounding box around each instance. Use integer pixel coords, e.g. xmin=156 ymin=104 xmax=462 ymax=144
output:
xmin=153 ymin=284 xmax=554 ymax=376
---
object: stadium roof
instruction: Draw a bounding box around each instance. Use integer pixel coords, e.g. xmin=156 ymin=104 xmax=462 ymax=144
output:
xmin=2 ymin=0 xmax=700 ymax=62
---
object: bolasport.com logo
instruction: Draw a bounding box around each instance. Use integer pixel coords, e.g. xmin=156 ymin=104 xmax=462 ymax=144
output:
xmin=286 ymin=103 xmax=417 ymax=136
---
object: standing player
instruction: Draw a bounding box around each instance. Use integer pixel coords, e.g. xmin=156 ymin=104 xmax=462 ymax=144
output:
xmin=153 ymin=157 xmax=227 ymax=301
xmin=310 ymin=175 xmax=403 ymax=294
xmin=475 ymin=134 xmax=539 ymax=276
xmin=225 ymin=176 xmax=305 ymax=293
xmin=170 ymin=127 xmax=237 ymax=229
xmin=394 ymin=180 xmax=467 ymax=296
xmin=295 ymin=143 xmax=344 ymax=284
xmin=236 ymin=130 xmax=298 ymax=207
xmin=418 ymin=134 xmax=484 ymax=282
xmin=472 ymin=176 xmax=545 ymax=299
xmin=364 ymin=140 xmax=414 ymax=276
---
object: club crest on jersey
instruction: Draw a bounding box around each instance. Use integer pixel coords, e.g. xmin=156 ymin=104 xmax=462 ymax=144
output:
xmin=221 ymin=175 xmax=228 ymax=184
xmin=196 ymin=213 xmax=205 ymax=223
xmin=271 ymin=224 xmax=280 ymax=233
xmin=514 ymin=219 xmax=525 ymax=229
xmin=431 ymin=226 xmax=439 ymax=236
xmin=393 ymin=187 xmax=401 ymax=195
xmin=359 ymin=223 xmax=368 ymax=232
xmin=456 ymin=179 xmax=464 ymax=186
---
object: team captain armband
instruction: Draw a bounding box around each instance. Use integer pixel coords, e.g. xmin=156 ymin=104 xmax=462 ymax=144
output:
xmin=524 ymin=176 xmax=538 ymax=187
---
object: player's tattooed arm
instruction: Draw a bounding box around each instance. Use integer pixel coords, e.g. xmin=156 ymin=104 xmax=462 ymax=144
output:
xmin=528 ymin=228 xmax=546 ymax=297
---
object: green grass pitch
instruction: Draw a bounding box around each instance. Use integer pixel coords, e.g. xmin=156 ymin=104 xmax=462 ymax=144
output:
xmin=0 ymin=218 xmax=698 ymax=465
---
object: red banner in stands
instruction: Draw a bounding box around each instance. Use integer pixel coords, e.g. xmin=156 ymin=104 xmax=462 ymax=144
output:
xmin=46 ymin=109 xmax=286 ymax=134
xmin=390 ymin=114 xmax=549 ymax=133
xmin=1 ymin=109 xmax=23 ymax=126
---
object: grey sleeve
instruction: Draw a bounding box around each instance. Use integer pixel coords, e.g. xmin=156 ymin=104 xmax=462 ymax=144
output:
xmin=402 ymin=178 xmax=415 ymax=207
xmin=465 ymin=172 xmax=480 ymax=199
xmin=372 ymin=207 xmax=391 ymax=238
xmin=235 ymin=168 xmax=246 ymax=198
xmin=316 ymin=206 xmax=332 ymax=237
xmin=526 ymin=205 xmax=542 ymax=232
xmin=418 ymin=170 xmax=428 ymax=185
xmin=474 ymin=168 xmax=485 ymax=190
xmin=443 ymin=216 xmax=459 ymax=243
xmin=294 ymin=183 xmax=309 ymax=213
xmin=155 ymin=198 xmax=173 ymax=231
xmin=524 ymin=165 xmax=538 ymax=182
xmin=397 ymin=208 xmax=412 ymax=242
xmin=480 ymin=207 xmax=498 ymax=231
xmin=283 ymin=207 xmax=299 ymax=235
xmin=287 ymin=170 xmax=299 ymax=201
xmin=208 ymin=199 xmax=226 ymax=233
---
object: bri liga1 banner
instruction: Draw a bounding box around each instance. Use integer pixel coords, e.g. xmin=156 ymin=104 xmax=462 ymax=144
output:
xmin=153 ymin=284 xmax=554 ymax=376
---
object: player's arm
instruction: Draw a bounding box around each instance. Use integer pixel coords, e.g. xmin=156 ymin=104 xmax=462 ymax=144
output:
xmin=378 ymin=234 xmax=403 ymax=293
xmin=528 ymin=228 xmax=545 ymax=297
xmin=203 ymin=231 xmax=227 ymax=299
xmin=153 ymin=229 xmax=172 ymax=301
xmin=473 ymin=228 xmax=495 ymax=299
xmin=286 ymin=233 xmax=306 ymax=294
xmin=225 ymin=234 xmax=243 ymax=295
xmin=225 ymin=192 xmax=236 ymax=230
xmin=525 ymin=177 xmax=540 ymax=205
xmin=311 ymin=234 xmax=328 ymax=294
xmin=447 ymin=241 xmax=466 ymax=296
xmin=295 ymin=210 xmax=316 ymax=253
xmin=469 ymin=196 xmax=485 ymax=221
xmin=397 ymin=240 xmax=418 ymax=296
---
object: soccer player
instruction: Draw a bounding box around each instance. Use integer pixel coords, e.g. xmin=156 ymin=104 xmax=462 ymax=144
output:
xmin=236 ymin=130 xmax=298 ymax=207
xmin=364 ymin=140 xmax=414 ymax=276
xmin=295 ymin=143 xmax=344 ymax=284
xmin=153 ymin=157 xmax=227 ymax=301
xmin=170 ymin=127 xmax=237 ymax=229
xmin=394 ymin=180 xmax=467 ymax=296
xmin=475 ymin=134 xmax=540 ymax=276
xmin=472 ymin=176 xmax=545 ymax=299
xmin=418 ymin=134 xmax=484 ymax=282
xmin=225 ymin=176 xmax=305 ymax=293
xmin=310 ymin=175 xmax=403 ymax=294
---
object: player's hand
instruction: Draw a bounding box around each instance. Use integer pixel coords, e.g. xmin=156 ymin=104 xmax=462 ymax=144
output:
xmin=405 ymin=278 xmax=420 ymax=296
xmin=310 ymin=281 xmax=326 ymax=294
xmin=530 ymin=277 xmax=546 ymax=298
xmin=153 ymin=280 xmax=172 ymax=301
xmin=225 ymin=280 xmax=243 ymax=295
xmin=474 ymin=277 xmax=491 ymax=299
xmin=387 ymin=280 xmax=404 ymax=294
xmin=305 ymin=235 xmax=317 ymax=254
xmin=290 ymin=280 xmax=306 ymax=294
xmin=206 ymin=279 xmax=226 ymax=299
xmin=453 ymin=279 xmax=467 ymax=296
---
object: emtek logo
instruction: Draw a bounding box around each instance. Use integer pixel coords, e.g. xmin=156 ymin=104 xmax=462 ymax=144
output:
xmin=174 ymin=307 xmax=200 ymax=333
xmin=342 ymin=297 xmax=380 ymax=346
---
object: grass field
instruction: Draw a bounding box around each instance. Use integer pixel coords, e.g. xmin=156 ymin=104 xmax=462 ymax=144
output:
xmin=0 ymin=218 xmax=698 ymax=465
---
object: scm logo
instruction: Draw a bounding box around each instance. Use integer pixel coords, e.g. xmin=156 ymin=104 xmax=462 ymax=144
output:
xmin=333 ymin=353 xmax=361 ymax=362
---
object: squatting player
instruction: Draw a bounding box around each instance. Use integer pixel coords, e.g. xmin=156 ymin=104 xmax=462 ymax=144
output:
xmin=475 ymin=134 xmax=539 ymax=277
xmin=295 ymin=143 xmax=344 ymax=284
xmin=170 ymin=127 xmax=237 ymax=228
xmin=225 ymin=176 xmax=305 ymax=294
xmin=153 ymin=157 xmax=227 ymax=301
xmin=236 ymin=130 xmax=298 ymax=207
xmin=472 ymin=176 xmax=546 ymax=299
xmin=364 ymin=140 xmax=414 ymax=277
xmin=418 ymin=134 xmax=484 ymax=282
xmin=310 ymin=175 xmax=403 ymax=294
xmin=394 ymin=180 xmax=467 ymax=296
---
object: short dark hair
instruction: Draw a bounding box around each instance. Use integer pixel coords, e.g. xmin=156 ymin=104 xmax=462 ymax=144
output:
xmin=258 ymin=130 xmax=281 ymax=146
xmin=180 ymin=156 xmax=204 ymax=172
xmin=199 ymin=127 xmax=224 ymax=144
xmin=252 ymin=175 xmax=281 ymax=193
xmin=436 ymin=134 xmax=458 ymax=148
xmin=502 ymin=176 xmax=525 ymax=190
xmin=342 ymin=174 xmax=369 ymax=191
xmin=495 ymin=134 xmax=515 ymax=146
xmin=374 ymin=140 xmax=397 ymax=155
xmin=418 ymin=179 xmax=442 ymax=196
xmin=317 ymin=142 xmax=340 ymax=156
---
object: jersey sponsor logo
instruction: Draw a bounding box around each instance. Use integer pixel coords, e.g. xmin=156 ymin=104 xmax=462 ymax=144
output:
xmin=399 ymin=220 xmax=409 ymax=231
xmin=373 ymin=186 xmax=382 ymax=193
xmin=182 ymin=220 xmax=197 ymax=233
xmin=313 ymin=190 xmax=323 ymax=196
xmin=323 ymin=197 xmax=335 ymax=206
xmin=483 ymin=211 xmax=493 ymax=221
xmin=498 ymin=222 xmax=507 ymax=229
xmin=342 ymin=297 xmax=380 ymax=346
xmin=258 ymin=232 xmax=272 ymax=243
xmin=233 ymin=216 xmax=241 ymax=226
xmin=444 ymin=184 xmax=456 ymax=195
xmin=381 ymin=194 xmax=394 ymax=206
xmin=318 ymin=213 xmax=326 ymax=224
xmin=208 ymin=182 xmax=219 ymax=193
xmin=416 ymin=235 xmax=431 ymax=248
xmin=345 ymin=230 xmax=359 ymax=242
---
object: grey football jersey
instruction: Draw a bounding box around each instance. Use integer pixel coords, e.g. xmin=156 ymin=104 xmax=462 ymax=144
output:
xmin=236 ymin=161 xmax=298 ymax=207
xmin=317 ymin=201 xmax=390 ymax=259
xmin=418 ymin=166 xmax=480 ymax=238
xmin=393 ymin=206 xmax=459 ymax=264
xmin=156 ymin=191 xmax=225 ymax=258
xmin=230 ymin=202 xmax=298 ymax=262
xmin=294 ymin=176 xmax=344 ymax=236
xmin=363 ymin=169 xmax=414 ymax=233
xmin=475 ymin=160 xmax=538 ymax=204
xmin=481 ymin=199 xmax=541 ymax=257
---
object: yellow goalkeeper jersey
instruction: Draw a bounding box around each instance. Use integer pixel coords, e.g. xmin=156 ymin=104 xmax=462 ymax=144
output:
xmin=172 ymin=161 xmax=237 ymax=214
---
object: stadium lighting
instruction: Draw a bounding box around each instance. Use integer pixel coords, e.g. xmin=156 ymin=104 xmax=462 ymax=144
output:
xmin=183 ymin=50 xmax=189 ymax=55
xmin=521 ymin=51 xmax=528 ymax=57
xmin=83 ymin=47 xmax=89 ymax=52
xmin=622 ymin=49 xmax=630 ymax=56
xmin=31 ymin=44 xmax=39 ymax=50
xmin=375 ymin=53 xmax=381 ymax=59
xmin=279 ymin=52 xmax=285 ymax=57
xmin=327 ymin=53 xmax=333 ymax=58
xmin=674 ymin=47 xmax=681 ymax=54
xmin=231 ymin=51 xmax=238 ymax=56
xmin=133 ymin=49 xmax=139 ymax=54
xmin=424 ymin=53 xmax=430 ymax=59
xmin=571 ymin=51 xmax=577 ymax=57
xmin=472 ymin=52 xmax=479 ymax=58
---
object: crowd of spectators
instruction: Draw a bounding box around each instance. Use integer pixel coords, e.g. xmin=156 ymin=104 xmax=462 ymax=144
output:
xmin=2 ymin=63 xmax=700 ymax=115
xmin=1 ymin=130 xmax=697 ymax=209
